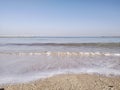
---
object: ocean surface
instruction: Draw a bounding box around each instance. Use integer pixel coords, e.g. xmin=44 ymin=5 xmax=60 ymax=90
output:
xmin=0 ymin=37 xmax=120 ymax=84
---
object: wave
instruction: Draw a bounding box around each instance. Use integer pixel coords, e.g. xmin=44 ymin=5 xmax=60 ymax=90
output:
xmin=0 ymin=43 xmax=120 ymax=47
xmin=0 ymin=68 xmax=120 ymax=85
xmin=0 ymin=51 xmax=120 ymax=57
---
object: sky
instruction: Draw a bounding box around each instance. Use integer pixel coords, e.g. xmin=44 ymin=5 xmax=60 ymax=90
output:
xmin=0 ymin=0 xmax=120 ymax=36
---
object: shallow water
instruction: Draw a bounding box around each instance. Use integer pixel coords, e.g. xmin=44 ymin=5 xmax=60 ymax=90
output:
xmin=0 ymin=37 xmax=120 ymax=84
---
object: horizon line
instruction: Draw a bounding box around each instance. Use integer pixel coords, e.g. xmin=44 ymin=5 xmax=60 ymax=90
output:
xmin=0 ymin=35 xmax=120 ymax=38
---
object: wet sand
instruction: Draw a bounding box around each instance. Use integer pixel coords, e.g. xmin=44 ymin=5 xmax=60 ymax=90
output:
xmin=1 ymin=74 xmax=120 ymax=90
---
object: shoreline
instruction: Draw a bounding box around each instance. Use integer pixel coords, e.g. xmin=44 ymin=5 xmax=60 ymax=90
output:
xmin=1 ymin=74 xmax=120 ymax=90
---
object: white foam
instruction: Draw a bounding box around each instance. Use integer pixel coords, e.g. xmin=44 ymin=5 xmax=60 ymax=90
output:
xmin=0 ymin=52 xmax=120 ymax=57
xmin=0 ymin=68 xmax=120 ymax=85
xmin=0 ymin=51 xmax=120 ymax=85
xmin=114 ymin=53 xmax=120 ymax=56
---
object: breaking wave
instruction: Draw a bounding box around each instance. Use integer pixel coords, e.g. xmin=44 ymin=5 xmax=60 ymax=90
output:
xmin=1 ymin=43 xmax=120 ymax=47
xmin=0 ymin=51 xmax=120 ymax=57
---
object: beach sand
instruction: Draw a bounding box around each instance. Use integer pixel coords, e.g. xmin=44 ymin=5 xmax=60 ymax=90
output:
xmin=1 ymin=74 xmax=120 ymax=90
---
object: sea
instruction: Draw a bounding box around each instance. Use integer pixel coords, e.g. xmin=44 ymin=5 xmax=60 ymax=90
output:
xmin=0 ymin=37 xmax=120 ymax=84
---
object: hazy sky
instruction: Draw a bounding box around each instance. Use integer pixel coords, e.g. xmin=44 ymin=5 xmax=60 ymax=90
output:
xmin=0 ymin=0 xmax=120 ymax=36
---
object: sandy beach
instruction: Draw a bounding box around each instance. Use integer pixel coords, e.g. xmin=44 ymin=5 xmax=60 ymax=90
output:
xmin=1 ymin=74 xmax=120 ymax=90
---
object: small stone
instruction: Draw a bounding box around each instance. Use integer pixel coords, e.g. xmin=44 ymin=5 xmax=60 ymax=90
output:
xmin=0 ymin=88 xmax=4 ymax=90
xmin=108 ymin=85 xmax=113 ymax=88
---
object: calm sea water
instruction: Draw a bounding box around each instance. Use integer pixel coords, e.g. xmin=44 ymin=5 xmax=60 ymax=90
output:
xmin=0 ymin=37 xmax=120 ymax=84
